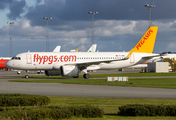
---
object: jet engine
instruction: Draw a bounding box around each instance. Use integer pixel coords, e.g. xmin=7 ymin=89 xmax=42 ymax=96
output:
xmin=60 ymin=65 xmax=79 ymax=77
xmin=45 ymin=70 xmax=60 ymax=76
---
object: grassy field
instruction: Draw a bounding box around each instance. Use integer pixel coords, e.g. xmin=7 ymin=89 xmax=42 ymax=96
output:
xmin=10 ymin=77 xmax=176 ymax=89
xmin=48 ymin=96 xmax=176 ymax=120
xmin=1 ymin=96 xmax=176 ymax=120
xmin=12 ymin=72 xmax=176 ymax=78
xmin=6 ymin=73 xmax=176 ymax=119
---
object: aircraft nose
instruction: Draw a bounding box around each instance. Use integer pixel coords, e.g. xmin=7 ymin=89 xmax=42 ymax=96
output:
xmin=5 ymin=61 xmax=13 ymax=68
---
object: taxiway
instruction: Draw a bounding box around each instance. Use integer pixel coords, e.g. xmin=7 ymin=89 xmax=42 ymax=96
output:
xmin=0 ymin=70 xmax=176 ymax=99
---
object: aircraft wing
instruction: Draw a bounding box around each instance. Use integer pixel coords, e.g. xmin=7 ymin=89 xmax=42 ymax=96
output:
xmin=141 ymin=54 xmax=161 ymax=59
xmin=160 ymin=54 xmax=176 ymax=59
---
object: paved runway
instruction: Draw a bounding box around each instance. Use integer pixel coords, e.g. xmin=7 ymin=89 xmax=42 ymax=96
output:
xmin=0 ymin=70 xmax=176 ymax=99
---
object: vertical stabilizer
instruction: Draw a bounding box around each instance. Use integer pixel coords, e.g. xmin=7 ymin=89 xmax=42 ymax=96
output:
xmin=87 ymin=44 xmax=97 ymax=52
xmin=126 ymin=26 xmax=158 ymax=58
xmin=53 ymin=46 xmax=61 ymax=52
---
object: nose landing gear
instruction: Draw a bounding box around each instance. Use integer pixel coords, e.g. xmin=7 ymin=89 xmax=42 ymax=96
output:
xmin=25 ymin=71 xmax=30 ymax=79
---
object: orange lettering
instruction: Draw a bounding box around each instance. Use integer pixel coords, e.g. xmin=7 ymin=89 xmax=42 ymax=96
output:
xmin=39 ymin=56 xmax=43 ymax=64
xmin=64 ymin=55 xmax=68 ymax=62
xmin=69 ymin=55 xmax=77 ymax=62
xmin=54 ymin=55 xmax=57 ymax=62
xmin=43 ymin=56 xmax=48 ymax=64
xmin=136 ymin=43 xmax=141 ymax=50
xmin=48 ymin=56 xmax=53 ymax=64
xmin=136 ymin=29 xmax=153 ymax=50
xmin=60 ymin=55 xmax=64 ymax=62
xmin=140 ymin=39 xmax=145 ymax=45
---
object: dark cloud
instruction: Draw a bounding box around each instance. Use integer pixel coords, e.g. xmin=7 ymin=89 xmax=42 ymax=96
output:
xmin=7 ymin=0 xmax=26 ymax=20
xmin=0 ymin=0 xmax=12 ymax=10
xmin=1 ymin=0 xmax=176 ymax=56
xmin=36 ymin=0 xmax=42 ymax=4
xmin=24 ymin=0 xmax=176 ymax=29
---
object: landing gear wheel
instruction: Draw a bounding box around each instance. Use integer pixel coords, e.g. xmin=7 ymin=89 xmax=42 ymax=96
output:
xmin=17 ymin=71 xmax=20 ymax=74
xmin=83 ymin=74 xmax=90 ymax=79
xmin=25 ymin=75 xmax=29 ymax=79
xmin=73 ymin=74 xmax=79 ymax=78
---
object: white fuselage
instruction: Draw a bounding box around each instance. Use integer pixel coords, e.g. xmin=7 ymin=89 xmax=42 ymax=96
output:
xmin=5 ymin=52 xmax=157 ymax=71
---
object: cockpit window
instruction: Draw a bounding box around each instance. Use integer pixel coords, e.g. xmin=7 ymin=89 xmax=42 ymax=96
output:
xmin=12 ymin=57 xmax=21 ymax=60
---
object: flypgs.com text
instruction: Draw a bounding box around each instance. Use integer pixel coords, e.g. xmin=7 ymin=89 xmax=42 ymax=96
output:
xmin=33 ymin=54 xmax=76 ymax=64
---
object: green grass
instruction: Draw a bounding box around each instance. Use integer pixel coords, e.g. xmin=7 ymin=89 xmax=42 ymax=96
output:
xmin=48 ymin=96 xmax=176 ymax=120
xmin=68 ymin=116 xmax=176 ymax=120
xmin=90 ymin=72 xmax=176 ymax=77
xmin=9 ymin=72 xmax=176 ymax=89
xmin=5 ymin=72 xmax=176 ymax=119
xmin=10 ymin=78 xmax=176 ymax=89
xmin=1 ymin=96 xmax=176 ymax=120
xmin=12 ymin=72 xmax=176 ymax=78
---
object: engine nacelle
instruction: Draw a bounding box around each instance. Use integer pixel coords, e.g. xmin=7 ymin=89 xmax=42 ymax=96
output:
xmin=60 ymin=65 xmax=78 ymax=77
xmin=45 ymin=70 xmax=60 ymax=76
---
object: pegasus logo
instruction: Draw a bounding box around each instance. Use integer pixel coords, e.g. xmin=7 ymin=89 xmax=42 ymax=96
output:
xmin=136 ymin=29 xmax=153 ymax=50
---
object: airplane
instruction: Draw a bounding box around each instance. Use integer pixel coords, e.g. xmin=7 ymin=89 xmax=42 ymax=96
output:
xmin=70 ymin=49 xmax=79 ymax=52
xmin=4 ymin=44 xmax=96 ymax=73
xmin=0 ymin=46 xmax=62 ymax=72
xmin=53 ymin=46 xmax=61 ymax=53
xmin=6 ymin=26 xmax=160 ymax=79
xmin=69 ymin=44 xmax=97 ymax=52
xmin=0 ymin=46 xmax=62 ymax=70
xmin=0 ymin=57 xmax=11 ymax=69
xmin=87 ymin=44 xmax=97 ymax=52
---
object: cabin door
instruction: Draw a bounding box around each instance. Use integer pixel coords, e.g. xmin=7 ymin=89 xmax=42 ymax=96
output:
xmin=130 ymin=54 xmax=135 ymax=63
xmin=26 ymin=54 xmax=32 ymax=64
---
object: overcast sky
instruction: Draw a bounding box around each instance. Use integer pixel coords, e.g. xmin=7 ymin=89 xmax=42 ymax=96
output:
xmin=0 ymin=0 xmax=176 ymax=57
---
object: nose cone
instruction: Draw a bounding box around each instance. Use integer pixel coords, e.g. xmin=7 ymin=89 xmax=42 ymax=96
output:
xmin=5 ymin=60 xmax=21 ymax=69
xmin=5 ymin=61 xmax=13 ymax=69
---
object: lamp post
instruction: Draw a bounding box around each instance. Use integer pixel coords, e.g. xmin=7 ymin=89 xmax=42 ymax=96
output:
xmin=145 ymin=4 xmax=156 ymax=27
xmin=7 ymin=22 xmax=14 ymax=57
xmin=43 ymin=17 xmax=52 ymax=52
xmin=88 ymin=11 xmax=98 ymax=45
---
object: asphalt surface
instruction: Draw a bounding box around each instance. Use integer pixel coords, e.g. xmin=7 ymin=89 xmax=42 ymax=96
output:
xmin=0 ymin=70 xmax=176 ymax=99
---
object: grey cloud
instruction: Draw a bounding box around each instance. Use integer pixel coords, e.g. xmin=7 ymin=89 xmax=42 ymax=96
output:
xmin=2 ymin=0 xmax=176 ymax=56
xmin=0 ymin=0 xmax=12 ymax=10
xmin=7 ymin=0 xmax=26 ymax=20
xmin=24 ymin=0 xmax=176 ymax=29
xmin=36 ymin=0 xmax=42 ymax=4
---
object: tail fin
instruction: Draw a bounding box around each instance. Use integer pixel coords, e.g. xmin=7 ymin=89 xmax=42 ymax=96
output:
xmin=53 ymin=46 xmax=61 ymax=52
xmin=126 ymin=26 xmax=158 ymax=58
xmin=87 ymin=44 xmax=97 ymax=52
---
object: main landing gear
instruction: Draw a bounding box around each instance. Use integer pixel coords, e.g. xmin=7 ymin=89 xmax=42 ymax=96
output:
xmin=25 ymin=75 xmax=29 ymax=79
xmin=73 ymin=74 xmax=79 ymax=78
xmin=83 ymin=74 xmax=90 ymax=79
